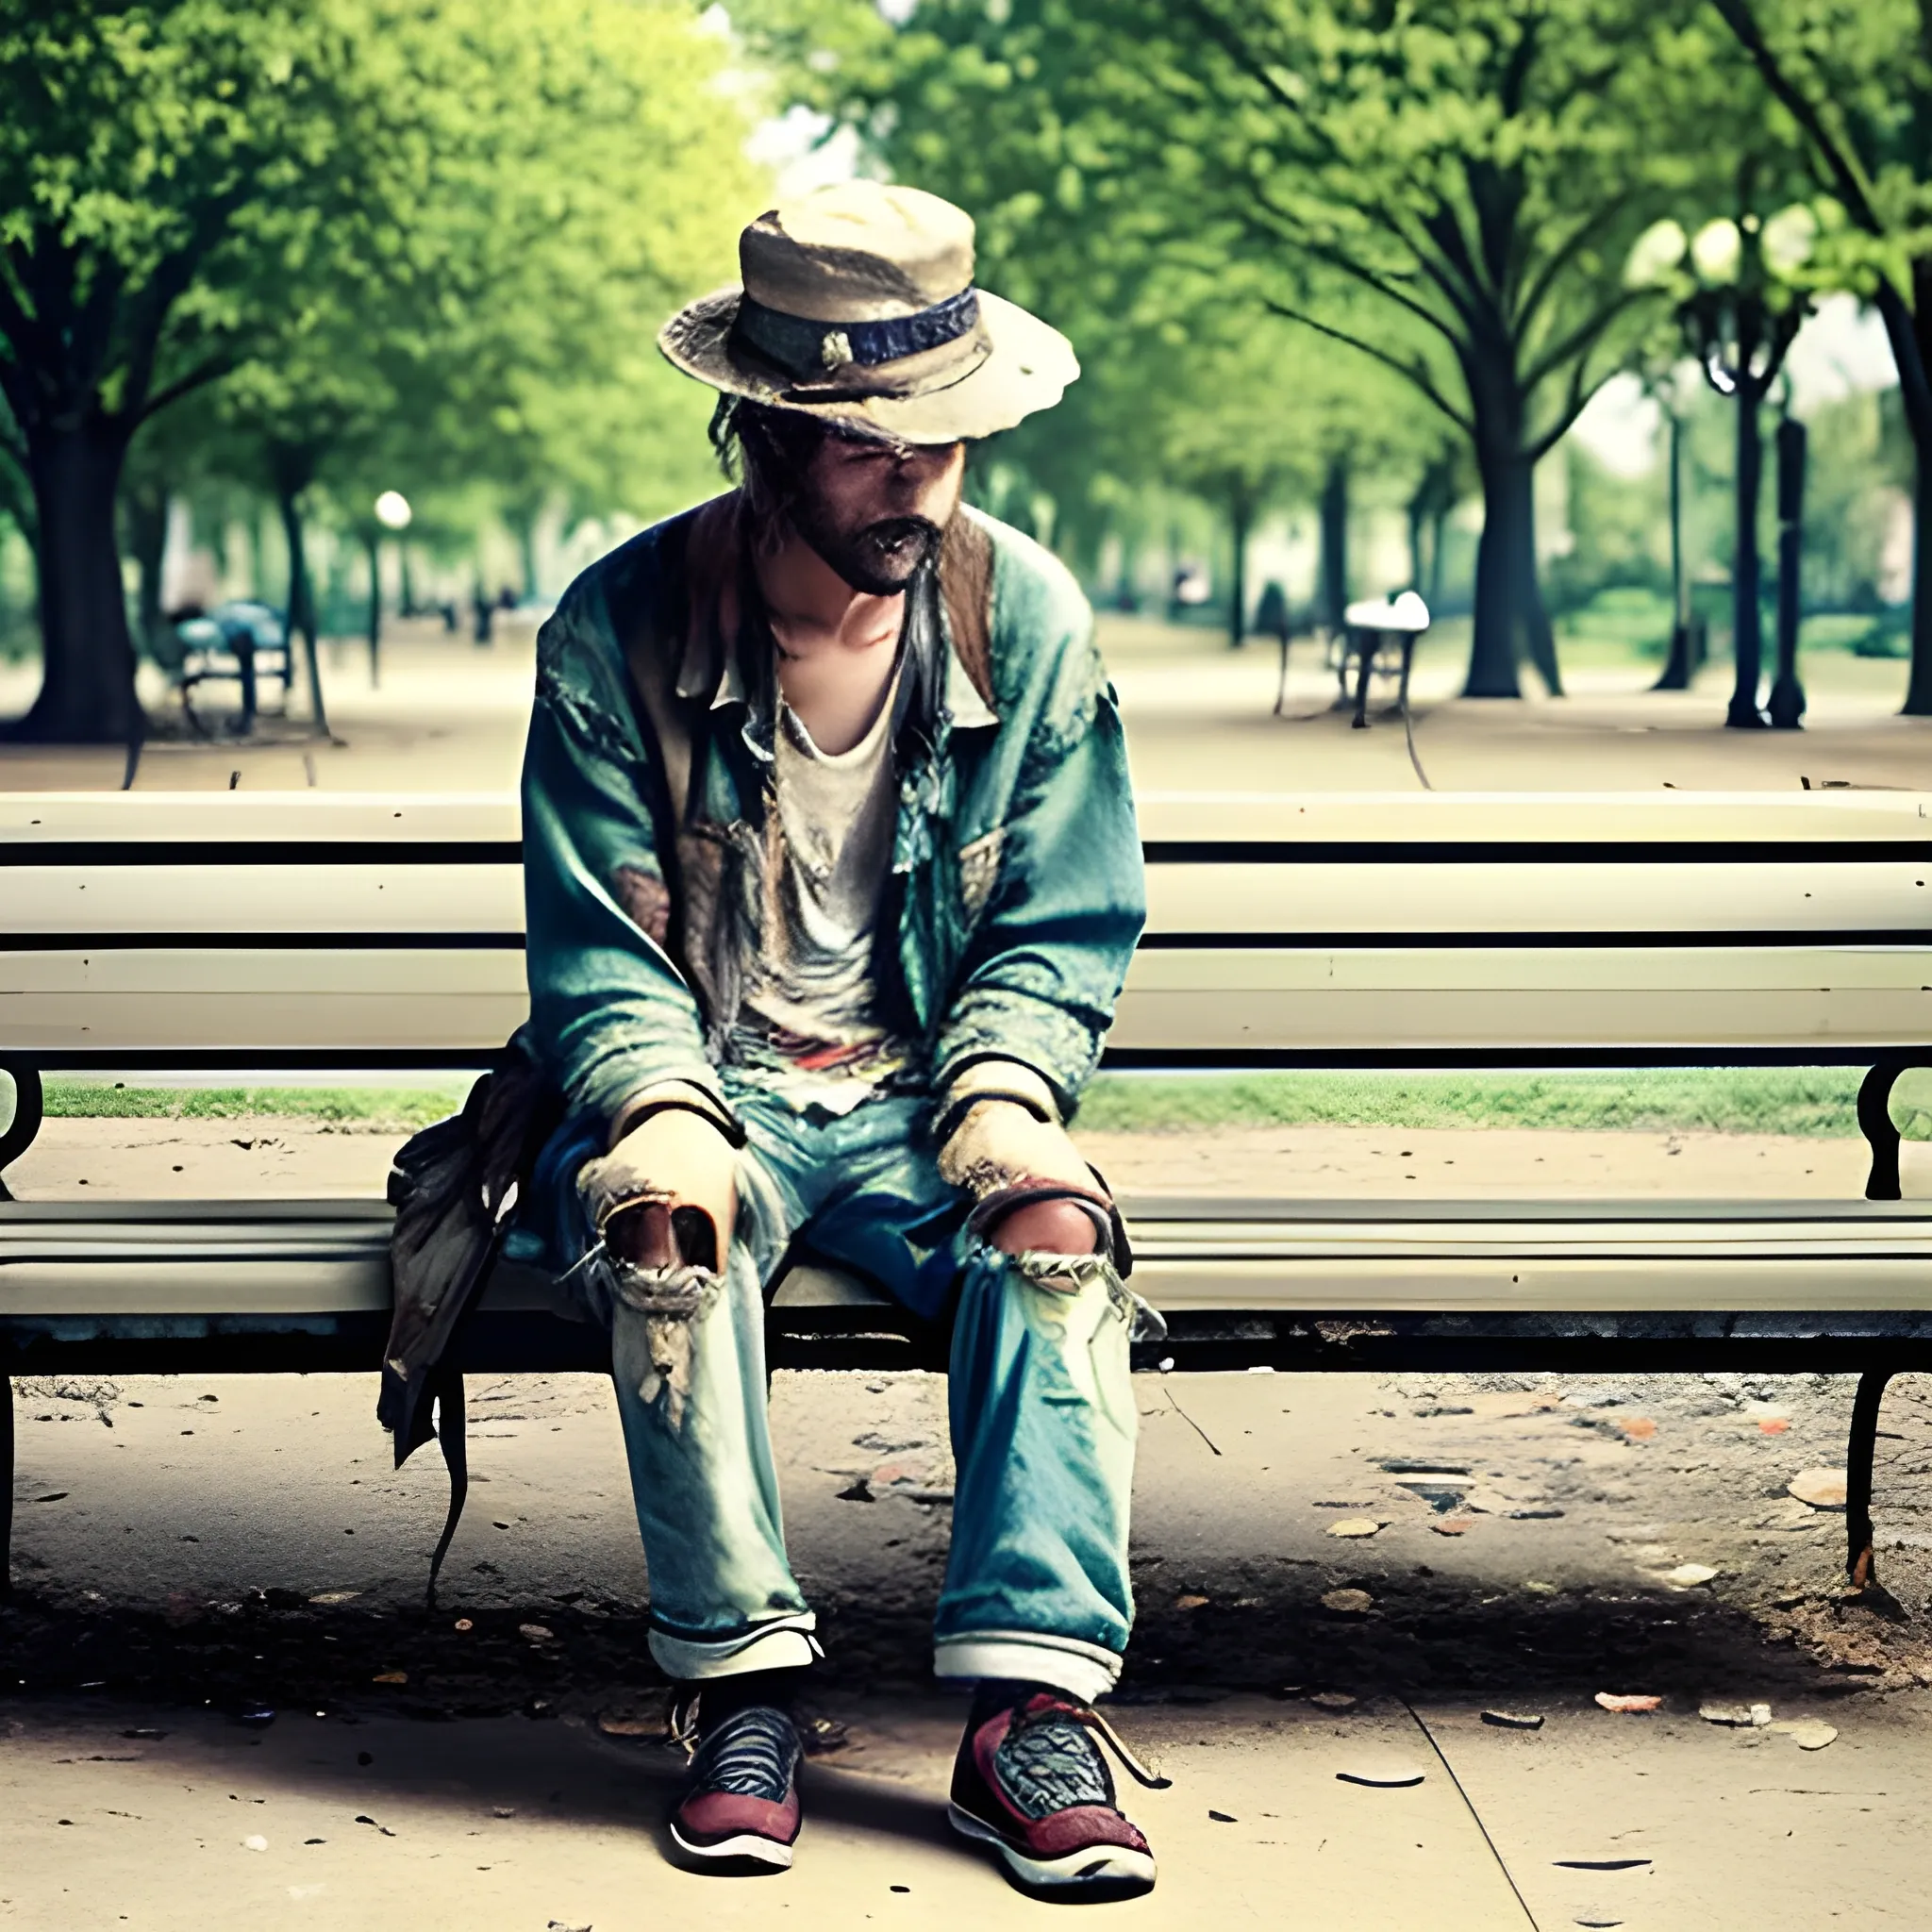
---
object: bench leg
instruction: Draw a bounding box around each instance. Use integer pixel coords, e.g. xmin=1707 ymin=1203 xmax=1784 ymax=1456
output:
xmin=1352 ymin=634 xmax=1374 ymax=729
xmin=1845 ymin=1368 xmax=1894 ymax=1591
xmin=2 ymin=1374 xmax=12 ymax=1597
xmin=0 ymin=1061 xmax=44 ymax=1202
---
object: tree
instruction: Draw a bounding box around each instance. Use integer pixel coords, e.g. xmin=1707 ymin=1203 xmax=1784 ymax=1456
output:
xmin=1707 ymin=0 xmax=1932 ymax=713
xmin=749 ymin=0 xmax=1712 ymax=697
xmin=0 ymin=2 xmax=384 ymax=741
xmin=3 ymin=0 xmax=759 ymax=743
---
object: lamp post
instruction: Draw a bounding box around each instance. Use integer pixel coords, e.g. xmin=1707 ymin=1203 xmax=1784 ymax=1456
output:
xmin=370 ymin=491 xmax=412 ymax=690
xmin=1674 ymin=211 xmax=1812 ymax=729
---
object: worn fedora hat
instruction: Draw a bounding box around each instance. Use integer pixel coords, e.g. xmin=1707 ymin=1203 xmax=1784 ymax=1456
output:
xmin=658 ymin=180 xmax=1077 ymax=444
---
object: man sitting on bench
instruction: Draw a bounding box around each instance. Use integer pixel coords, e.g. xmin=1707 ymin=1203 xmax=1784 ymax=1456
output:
xmin=518 ymin=182 xmax=1162 ymax=1896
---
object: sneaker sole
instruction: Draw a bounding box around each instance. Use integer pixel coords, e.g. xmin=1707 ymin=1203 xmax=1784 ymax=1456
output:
xmin=668 ymin=1820 xmax=795 ymax=1874
xmin=948 ymin=1802 xmax=1157 ymax=1898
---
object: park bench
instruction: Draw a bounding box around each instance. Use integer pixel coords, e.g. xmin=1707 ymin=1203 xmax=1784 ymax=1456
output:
xmin=4 ymin=788 xmax=1931 ymax=1604
xmin=1272 ymin=591 xmax=1429 ymax=730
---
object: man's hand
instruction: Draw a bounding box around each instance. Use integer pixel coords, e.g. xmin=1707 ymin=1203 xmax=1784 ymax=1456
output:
xmin=578 ymin=1106 xmax=739 ymax=1273
xmin=938 ymin=1095 xmax=1106 ymax=1257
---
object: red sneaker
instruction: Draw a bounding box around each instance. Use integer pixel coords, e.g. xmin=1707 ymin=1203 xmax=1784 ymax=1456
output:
xmin=949 ymin=1689 xmax=1165 ymax=1899
xmin=667 ymin=1700 xmax=803 ymax=1874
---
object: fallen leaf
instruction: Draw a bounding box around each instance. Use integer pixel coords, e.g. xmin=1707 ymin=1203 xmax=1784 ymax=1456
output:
xmin=1325 ymin=1518 xmax=1382 ymax=1539
xmin=1788 ymin=1468 xmax=1848 ymax=1509
xmin=1758 ymin=1418 xmax=1790 ymax=1435
xmin=1320 ymin=1588 xmax=1374 ymax=1616
xmin=1208 ymin=1808 xmax=1237 ymax=1823
xmin=1308 ymin=1690 xmax=1358 ymax=1711
xmin=1480 ymin=1709 xmax=1545 ymax=1730
xmin=1432 ymin=1517 xmax=1475 ymax=1537
xmin=454 ymin=1619 xmax=474 ymax=1632
xmin=1698 ymin=1702 xmax=1772 ymax=1727
xmin=1555 ymin=1857 xmax=1652 ymax=1871
xmin=1617 ymin=1418 xmax=1657 ymax=1441
xmin=308 ymin=1591 xmax=361 ymax=1607
xmin=371 ymin=1672 xmax=408 ymax=1686
xmin=1593 ymin=1692 xmax=1661 ymax=1714
xmin=1173 ymin=1592 xmax=1211 ymax=1611
xmin=1662 ymin=1563 xmax=1719 ymax=1589
xmin=1336 ymin=1761 xmax=1425 ymax=1788
xmin=1769 ymin=1719 xmax=1837 ymax=1750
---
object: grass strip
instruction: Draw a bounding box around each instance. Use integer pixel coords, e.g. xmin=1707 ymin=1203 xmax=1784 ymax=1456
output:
xmin=38 ymin=1082 xmax=471 ymax=1131
xmin=21 ymin=1068 xmax=1888 ymax=1140
xmin=1073 ymin=1069 xmax=1869 ymax=1138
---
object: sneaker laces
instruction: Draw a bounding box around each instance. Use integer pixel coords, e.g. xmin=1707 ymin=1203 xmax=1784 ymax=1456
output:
xmin=669 ymin=1695 xmax=800 ymax=1800
xmin=1005 ymin=1695 xmax=1172 ymax=1794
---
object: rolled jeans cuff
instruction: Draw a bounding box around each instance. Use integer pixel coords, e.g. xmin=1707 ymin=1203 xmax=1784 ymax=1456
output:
xmin=933 ymin=1629 xmax=1124 ymax=1704
xmin=649 ymin=1610 xmax=821 ymax=1682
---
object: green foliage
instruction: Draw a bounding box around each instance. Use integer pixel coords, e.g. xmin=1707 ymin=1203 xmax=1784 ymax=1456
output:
xmin=746 ymin=0 xmax=1740 ymax=694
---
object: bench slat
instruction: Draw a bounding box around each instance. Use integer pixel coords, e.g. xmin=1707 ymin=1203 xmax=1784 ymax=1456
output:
xmin=4 ymin=943 xmax=1925 ymax=1055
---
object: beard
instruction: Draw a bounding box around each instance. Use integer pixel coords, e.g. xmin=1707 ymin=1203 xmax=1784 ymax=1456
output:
xmin=792 ymin=504 xmax=945 ymax=595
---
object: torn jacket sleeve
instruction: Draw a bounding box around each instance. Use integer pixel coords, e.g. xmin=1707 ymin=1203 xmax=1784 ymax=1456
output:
xmin=522 ymin=606 xmax=723 ymax=1131
xmin=933 ymin=622 xmax=1146 ymax=1117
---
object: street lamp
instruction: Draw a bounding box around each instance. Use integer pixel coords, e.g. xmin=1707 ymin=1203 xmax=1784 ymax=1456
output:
xmin=1675 ymin=209 xmax=1814 ymax=729
xmin=366 ymin=491 xmax=414 ymax=689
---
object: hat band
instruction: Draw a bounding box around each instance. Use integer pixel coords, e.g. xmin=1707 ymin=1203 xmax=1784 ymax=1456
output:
xmin=734 ymin=287 xmax=980 ymax=379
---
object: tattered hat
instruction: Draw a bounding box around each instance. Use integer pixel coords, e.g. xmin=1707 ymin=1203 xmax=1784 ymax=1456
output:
xmin=659 ymin=181 xmax=1077 ymax=444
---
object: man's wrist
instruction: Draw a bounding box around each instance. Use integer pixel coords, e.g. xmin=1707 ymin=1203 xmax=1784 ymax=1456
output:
xmin=608 ymin=1078 xmax=741 ymax=1150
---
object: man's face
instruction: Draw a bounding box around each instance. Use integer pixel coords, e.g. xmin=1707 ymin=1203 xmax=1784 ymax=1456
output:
xmin=791 ymin=431 xmax=967 ymax=595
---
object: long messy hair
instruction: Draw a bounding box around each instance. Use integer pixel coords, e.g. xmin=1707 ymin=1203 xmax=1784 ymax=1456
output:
xmin=708 ymin=394 xmax=906 ymax=553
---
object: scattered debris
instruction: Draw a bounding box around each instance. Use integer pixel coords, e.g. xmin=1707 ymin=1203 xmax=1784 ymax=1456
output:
xmin=1758 ymin=1419 xmax=1790 ymax=1436
xmin=1337 ymin=1761 xmax=1425 ymax=1788
xmin=1593 ymin=1693 xmax=1661 ymax=1714
xmin=122 ymin=1728 xmax=167 ymax=1740
xmin=836 ymin=1477 xmax=874 ymax=1503
xmin=1308 ymin=1691 xmax=1358 ymax=1712
xmin=242 ymin=1834 xmax=268 ymax=1853
xmin=1173 ymin=1592 xmax=1211 ymax=1611
xmin=1662 ymin=1563 xmax=1719 ymax=1590
xmin=1769 ymin=1719 xmax=1838 ymax=1750
xmin=1787 ymin=1468 xmax=1848 ymax=1510
xmin=546 ymin=1922 xmax=591 ymax=1932
xmin=1320 ymin=1588 xmax=1374 ymax=1616
xmin=454 ymin=1619 xmax=474 ymax=1632
xmin=1481 ymin=1710 xmax=1544 ymax=1730
xmin=1208 ymin=1808 xmax=1237 ymax=1823
xmin=1325 ymin=1518 xmax=1382 ymax=1539
xmin=1698 ymin=1702 xmax=1772 ymax=1727
xmin=802 ymin=1716 xmax=850 ymax=1756
xmin=1554 ymin=1857 xmax=1652 ymax=1871
xmin=1431 ymin=1517 xmax=1475 ymax=1537
xmin=371 ymin=1672 xmax=408 ymax=1686
xmin=518 ymin=1624 xmax=555 ymax=1642
xmin=1616 ymin=1418 xmax=1657 ymax=1441
xmin=237 ymin=1707 xmax=275 ymax=1728
xmin=308 ymin=1591 xmax=361 ymax=1607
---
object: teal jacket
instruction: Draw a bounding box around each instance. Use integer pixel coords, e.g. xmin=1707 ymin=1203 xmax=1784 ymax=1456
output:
xmin=521 ymin=493 xmax=1145 ymax=1130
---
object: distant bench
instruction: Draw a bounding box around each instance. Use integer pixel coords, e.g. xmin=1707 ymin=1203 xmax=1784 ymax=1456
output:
xmin=4 ymin=788 xmax=1930 ymax=1598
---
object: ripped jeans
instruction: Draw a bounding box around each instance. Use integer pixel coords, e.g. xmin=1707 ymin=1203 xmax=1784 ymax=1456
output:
xmin=527 ymin=1074 xmax=1140 ymax=1704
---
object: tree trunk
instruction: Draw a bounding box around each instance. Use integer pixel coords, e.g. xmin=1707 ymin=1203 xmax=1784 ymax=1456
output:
xmin=277 ymin=481 xmax=330 ymax=740
xmin=1317 ymin=454 xmax=1349 ymax=636
xmin=8 ymin=419 xmax=142 ymax=742
xmin=1653 ymin=410 xmax=1703 ymax=691
xmin=1227 ymin=488 xmax=1252 ymax=648
xmin=1467 ymin=443 xmax=1561 ymax=697
xmin=1907 ymin=441 xmax=1932 ymax=716
xmin=1728 ymin=386 xmax=1767 ymax=728
xmin=513 ymin=511 xmax=541 ymax=603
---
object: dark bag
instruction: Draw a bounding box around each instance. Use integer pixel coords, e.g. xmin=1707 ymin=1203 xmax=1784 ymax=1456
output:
xmin=378 ymin=1032 xmax=554 ymax=1602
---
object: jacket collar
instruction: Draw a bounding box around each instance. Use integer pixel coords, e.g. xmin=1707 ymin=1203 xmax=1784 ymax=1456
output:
xmin=672 ymin=491 xmax=1000 ymax=732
